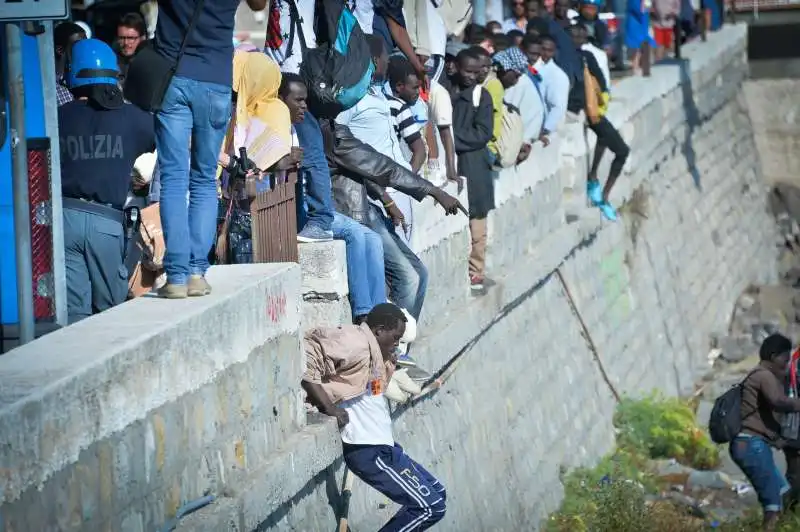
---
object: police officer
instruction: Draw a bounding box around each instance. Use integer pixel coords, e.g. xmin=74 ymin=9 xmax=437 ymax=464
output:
xmin=59 ymin=39 xmax=155 ymax=323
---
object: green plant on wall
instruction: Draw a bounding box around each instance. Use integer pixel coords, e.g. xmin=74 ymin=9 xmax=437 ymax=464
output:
xmin=547 ymin=395 xmax=724 ymax=532
xmin=614 ymin=394 xmax=720 ymax=470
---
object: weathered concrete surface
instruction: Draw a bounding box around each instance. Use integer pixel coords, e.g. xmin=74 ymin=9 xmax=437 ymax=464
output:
xmin=743 ymin=79 xmax=800 ymax=186
xmin=0 ymin=23 xmax=780 ymax=532
xmin=298 ymin=241 xmax=351 ymax=328
xmin=0 ymin=264 xmax=327 ymax=532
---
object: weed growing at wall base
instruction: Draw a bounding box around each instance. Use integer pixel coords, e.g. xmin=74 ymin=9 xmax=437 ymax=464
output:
xmin=546 ymin=395 xmax=721 ymax=532
xmin=615 ymin=394 xmax=720 ymax=470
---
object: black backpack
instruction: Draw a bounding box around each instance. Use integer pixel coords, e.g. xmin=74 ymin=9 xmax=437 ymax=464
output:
xmin=708 ymin=369 xmax=762 ymax=444
xmin=290 ymin=0 xmax=374 ymax=119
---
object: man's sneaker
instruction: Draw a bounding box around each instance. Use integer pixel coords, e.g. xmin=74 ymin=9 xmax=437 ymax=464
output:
xmin=297 ymin=224 xmax=334 ymax=243
xmin=599 ymin=202 xmax=618 ymax=222
xmin=397 ymin=353 xmax=418 ymax=368
xmin=159 ymin=283 xmax=188 ymax=299
xmin=187 ymin=275 xmax=212 ymax=297
xmin=587 ymin=180 xmax=603 ymax=206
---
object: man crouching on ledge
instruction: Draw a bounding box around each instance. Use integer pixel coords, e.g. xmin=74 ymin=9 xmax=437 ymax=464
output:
xmin=302 ymin=303 xmax=447 ymax=531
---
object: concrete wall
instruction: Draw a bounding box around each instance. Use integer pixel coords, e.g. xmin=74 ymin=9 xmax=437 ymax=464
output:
xmin=0 ymin=23 xmax=779 ymax=532
xmin=743 ymin=79 xmax=800 ymax=186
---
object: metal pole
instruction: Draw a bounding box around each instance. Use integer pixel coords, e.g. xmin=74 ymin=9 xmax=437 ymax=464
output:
xmin=37 ymin=21 xmax=68 ymax=328
xmin=5 ymin=23 xmax=35 ymax=345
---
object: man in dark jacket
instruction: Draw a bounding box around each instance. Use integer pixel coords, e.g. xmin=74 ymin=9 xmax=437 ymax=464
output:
xmin=449 ymin=48 xmax=494 ymax=295
xmin=319 ymin=120 xmax=466 ymax=328
xmin=732 ymin=334 xmax=800 ymax=530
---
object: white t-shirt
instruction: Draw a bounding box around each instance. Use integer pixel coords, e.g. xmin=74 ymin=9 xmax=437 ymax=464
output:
xmin=264 ymin=0 xmax=317 ymax=74
xmin=428 ymin=82 xmax=452 ymax=127
xmin=339 ymin=392 xmax=395 ymax=446
xmin=426 ymin=0 xmax=447 ymax=57
xmin=351 ymin=0 xmax=375 ymax=34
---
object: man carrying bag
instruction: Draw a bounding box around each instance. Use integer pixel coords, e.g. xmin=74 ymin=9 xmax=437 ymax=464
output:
xmin=123 ymin=0 xmax=267 ymax=299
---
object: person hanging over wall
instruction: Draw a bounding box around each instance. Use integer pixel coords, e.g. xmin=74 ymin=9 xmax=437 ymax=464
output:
xmin=565 ymin=25 xmax=629 ymax=222
xmin=59 ymin=39 xmax=155 ymax=323
xmin=54 ymin=22 xmax=88 ymax=107
xmin=449 ymin=48 xmax=494 ymax=295
xmin=280 ymin=73 xmax=388 ymax=324
xmin=386 ymin=57 xmax=428 ymax=174
xmin=730 ymin=334 xmax=800 ymax=531
xmin=302 ymin=303 xmax=447 ymax=531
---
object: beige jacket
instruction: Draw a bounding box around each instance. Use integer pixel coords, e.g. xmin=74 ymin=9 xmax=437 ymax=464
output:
xmin=303 ymin=323 xmax=395 ymax=404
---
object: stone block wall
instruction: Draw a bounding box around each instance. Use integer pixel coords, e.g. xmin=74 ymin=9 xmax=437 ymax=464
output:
xmin=0 ymin=23 xmax=781 ymax=532
xmin=226 ymin=23 xmax=777 ymax=531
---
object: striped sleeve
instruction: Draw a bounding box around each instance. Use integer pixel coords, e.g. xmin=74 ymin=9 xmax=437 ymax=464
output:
xmin=388 ymin=97 xmax=423 ymax=146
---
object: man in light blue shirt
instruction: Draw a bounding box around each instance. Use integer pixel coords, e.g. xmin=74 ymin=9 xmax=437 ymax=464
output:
xmin=522 ymin=35 xmax=569 ymax=146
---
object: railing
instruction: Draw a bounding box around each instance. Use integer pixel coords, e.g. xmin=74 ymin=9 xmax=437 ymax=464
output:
xmin=246 ymin=170 xmax=299 ymax=263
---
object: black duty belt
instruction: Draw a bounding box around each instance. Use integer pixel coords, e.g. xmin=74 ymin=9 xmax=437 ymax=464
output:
xmin=63 ymin=197 xmax=124 ymax=224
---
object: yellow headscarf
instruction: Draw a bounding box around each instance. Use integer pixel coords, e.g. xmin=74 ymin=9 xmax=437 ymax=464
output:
xmin=229 ymin=52 xmax=292 ymax=171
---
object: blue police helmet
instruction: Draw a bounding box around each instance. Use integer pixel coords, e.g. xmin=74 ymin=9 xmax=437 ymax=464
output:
xmin=580 ymin=0 xmax=603 ymax=6
xmin=68 ymin=38 xmax=120 ymax=89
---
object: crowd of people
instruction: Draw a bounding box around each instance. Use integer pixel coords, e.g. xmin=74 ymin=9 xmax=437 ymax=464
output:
xmin=50 ymin=0 xmax=724 ymax=529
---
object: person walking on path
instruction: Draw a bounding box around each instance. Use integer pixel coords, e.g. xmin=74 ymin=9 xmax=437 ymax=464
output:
xmin=302 ymin=303 xmax=447 ymax=531
xmin=730 ymin=334 xmax=800 ymax=531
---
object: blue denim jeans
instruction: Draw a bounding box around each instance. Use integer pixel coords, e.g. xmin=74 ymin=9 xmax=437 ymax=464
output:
xmin=730 ymin=434 xmax=790 ymax=512
xmin=155 ymin=76 xmax=232 ymax=285
xmin=63 ymin=207 xmax=128 ymax=323
xmin=332 ymin=212 xmax=386 ymax=317
xmin=365 ymin=204 xmax=428 ymax=320
xmin=295 ymin=111 xmax=333 ymax=232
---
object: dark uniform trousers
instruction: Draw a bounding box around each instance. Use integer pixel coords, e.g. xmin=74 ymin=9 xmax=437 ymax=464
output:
xmin=63 ymin=201 xmax=128 ymax=323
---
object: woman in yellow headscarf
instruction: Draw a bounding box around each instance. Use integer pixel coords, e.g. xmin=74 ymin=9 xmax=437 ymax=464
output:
xmin=218 ymin=51 xmax=297 ymax=175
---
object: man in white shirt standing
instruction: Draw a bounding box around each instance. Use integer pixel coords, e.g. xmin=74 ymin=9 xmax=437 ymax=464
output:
xmin=302 ymin=303 xmax=447 ymax=532
xmin=522 ymin=35 xmax=569 ymax=146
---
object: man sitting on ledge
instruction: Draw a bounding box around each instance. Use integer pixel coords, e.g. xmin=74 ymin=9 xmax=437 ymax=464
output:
xmin=302 ymin=303 xmax=447 ymax=531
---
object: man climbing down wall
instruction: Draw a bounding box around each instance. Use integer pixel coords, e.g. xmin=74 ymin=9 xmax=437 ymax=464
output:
xmin=302 ymin=303 xmax=447 ymax=531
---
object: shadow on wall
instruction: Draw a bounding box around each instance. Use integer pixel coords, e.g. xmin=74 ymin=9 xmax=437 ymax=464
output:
xmin=255 ymin=458 xmax=345 ymax=530
xmin=678 ymin=57 xmax=702 ymax=191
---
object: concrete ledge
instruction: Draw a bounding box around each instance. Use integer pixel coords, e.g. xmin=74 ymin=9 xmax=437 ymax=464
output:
xmin=0 ymin=264 xmax=301 ymax=506
xmin=298 ymin=241 xmax=351 ymax=328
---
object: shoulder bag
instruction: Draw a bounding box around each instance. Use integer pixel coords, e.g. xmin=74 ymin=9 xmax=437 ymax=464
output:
xmin=123 ymin=0 xmax=206 ymax=112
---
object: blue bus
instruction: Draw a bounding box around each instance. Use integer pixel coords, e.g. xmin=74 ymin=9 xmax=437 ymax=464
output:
xmin=0 ymin=23 xmax=67 ymax=352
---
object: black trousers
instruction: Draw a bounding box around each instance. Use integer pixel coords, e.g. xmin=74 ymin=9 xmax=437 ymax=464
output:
xmin=588 ymin=116 xmax=630 ymax=179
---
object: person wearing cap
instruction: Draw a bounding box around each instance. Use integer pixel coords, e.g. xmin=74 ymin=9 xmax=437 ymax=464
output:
xmin=58 ymin=39 xmax=155 ymax=323
xmin=493 ymin=46 xmax=544 ymax=159
xmin=731 ymin=333 xmax=800 ymax=531
xmin=575 ymin=0 xmax=612 ymax=52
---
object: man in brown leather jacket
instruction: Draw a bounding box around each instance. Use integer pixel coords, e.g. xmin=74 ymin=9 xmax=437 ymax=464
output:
xmin=731 ymin=333 xmax=800 ymax=530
